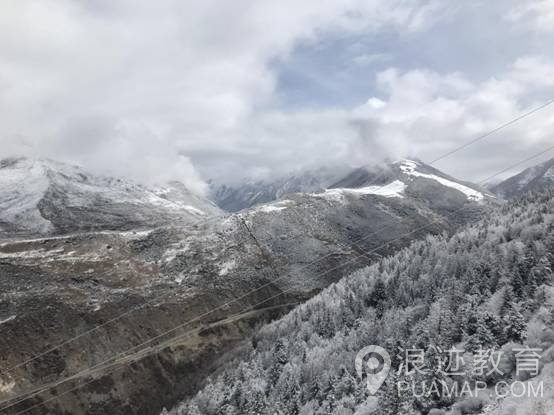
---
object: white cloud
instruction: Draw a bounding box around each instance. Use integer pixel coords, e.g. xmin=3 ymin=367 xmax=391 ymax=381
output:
xmin=0 ymin=0 xmax=443 ymax=191
xmin=506 ymin=0 xmax=554 ymax=32
xmin=1 ymin=0 xmax=552 ymax=189
xmin=229 ymin=55 xmax=554 ymax=182
xmin=366 ymin=56 xmax=554 ymax=178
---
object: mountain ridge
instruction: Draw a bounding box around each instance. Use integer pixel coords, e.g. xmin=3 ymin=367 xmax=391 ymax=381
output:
xmin=491 ymin=157 xmax=554 ymax=199
xmin=211 ymin=158 xmax=496 ymax=212
xmin=0 ymin=157 xmax=221 ymax=238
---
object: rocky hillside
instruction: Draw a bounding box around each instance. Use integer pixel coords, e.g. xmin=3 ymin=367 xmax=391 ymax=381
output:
xmin=491 ymin=157 xmax=554 ymax=199
xmin=0 ymin=157 xmax=221 ymax=238
xmin=0 ymin=159 xmax=495 ymax=414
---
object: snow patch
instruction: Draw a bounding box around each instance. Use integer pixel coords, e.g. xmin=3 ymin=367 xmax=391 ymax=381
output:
xmin=0 ymin=249 xmax=47 ymax=259
xmin=183 ymin=205 xmax=206 ymax=216
xmin=397 ymin=159 xmax=419 ymax=174
xmin=89 ymin=301 xmax=102 ymax=312
xmin=218 ymin=259 xmax=236 ymax=276
xmin=397 ymin=160 xmax=484 ymax=201
xmin=145 ymin=192 xmax=206 ymax=216
xmin=254 ymin=200 xmax=292 ymax=213
xmin=258 ymin=205 xmax=287 ymax=213
xmin=0 ymin=379 xmax=15 ymax=393
xmin=347 ymin=180 xmax=406 ymax=198
xmin=163 ymin=241 xmax=192 ymax=264
xmin=321 ymin=180 xmax=406 ymax=200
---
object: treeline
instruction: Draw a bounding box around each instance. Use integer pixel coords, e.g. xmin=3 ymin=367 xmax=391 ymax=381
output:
xmin=170 ymin=188 xmax=554 ymax=415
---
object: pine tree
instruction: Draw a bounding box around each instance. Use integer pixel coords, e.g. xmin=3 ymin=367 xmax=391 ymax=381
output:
xmin=531 ymin=256 xmax=552 ymax=286
xmin=503 ymin=306 xmax=526 ymax=342
xmin=269 ymin=339 xmax=289 ymax=386
xmin=379 ymin=372 xmax=401 ymax=415
xmin=367 ymin=278 xmax=387 ymax=317
xmin=466 ymin=317 xmax=497 ymax=352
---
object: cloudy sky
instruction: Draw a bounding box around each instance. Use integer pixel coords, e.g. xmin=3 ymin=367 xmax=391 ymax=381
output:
xmin=1 ymin=0 xmax=554 ymax=192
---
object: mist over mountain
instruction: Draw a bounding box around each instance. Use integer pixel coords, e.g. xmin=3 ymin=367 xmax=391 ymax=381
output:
xmin=211 ymin=158 xmax=495 ymax=213
xmin=210 ymin=165 xmax=350 ymax=212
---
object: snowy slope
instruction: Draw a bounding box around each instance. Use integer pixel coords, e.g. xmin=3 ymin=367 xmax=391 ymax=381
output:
xmin=213 ymin=159 xmax=493 ymax=213
xmin=329 ymin=158 xmax=494 ymax=204
xmin=395 ymin=159 xmax=485 ymax=201
xmin=0 ymin=157 xmax=221 ymax=236
xmin=319 ymin=180 xmax=407 ymax=201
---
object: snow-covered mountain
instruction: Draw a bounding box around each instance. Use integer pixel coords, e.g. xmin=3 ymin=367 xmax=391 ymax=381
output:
xmin=491 ymin=157 xmax=554 ymax=199
xmin=212 ymin=159 xmax=495 ymax=212
xmin=0 ymin=157 xmax=221 ymax=237
xmin=330 ymin=159 xmax=492 ymax=202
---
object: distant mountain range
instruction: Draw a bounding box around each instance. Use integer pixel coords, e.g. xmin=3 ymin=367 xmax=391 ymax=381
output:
xmin=211 ymin=158 xmax=495 ymax=212
xmin=212 ymin=156 xmax=554 ymax=214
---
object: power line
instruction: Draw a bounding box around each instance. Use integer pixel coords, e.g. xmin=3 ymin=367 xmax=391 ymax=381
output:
xmin=428 ymin=98 xmax=554 ymax=164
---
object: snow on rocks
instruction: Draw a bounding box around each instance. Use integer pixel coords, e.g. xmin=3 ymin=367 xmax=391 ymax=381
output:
xmin=0 ymin=379 xmax=15 ymax=393
xmin=345 ymin=180 xmax=406 ymax=198
xmin=253 ymin=200 xmax=293 ymax=214
xmin=218 ymin=259 xmax=236 ymax=276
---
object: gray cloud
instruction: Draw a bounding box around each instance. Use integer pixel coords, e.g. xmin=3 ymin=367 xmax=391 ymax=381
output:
xmin=1 ymin=0 xmax=553 ymax=191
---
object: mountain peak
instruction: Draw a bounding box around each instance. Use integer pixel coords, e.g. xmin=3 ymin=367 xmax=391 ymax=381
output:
xmin=331 ymin=158 xmax=492 ymax=203
xmin=213 ymin=157 xmax=495 ymax=212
